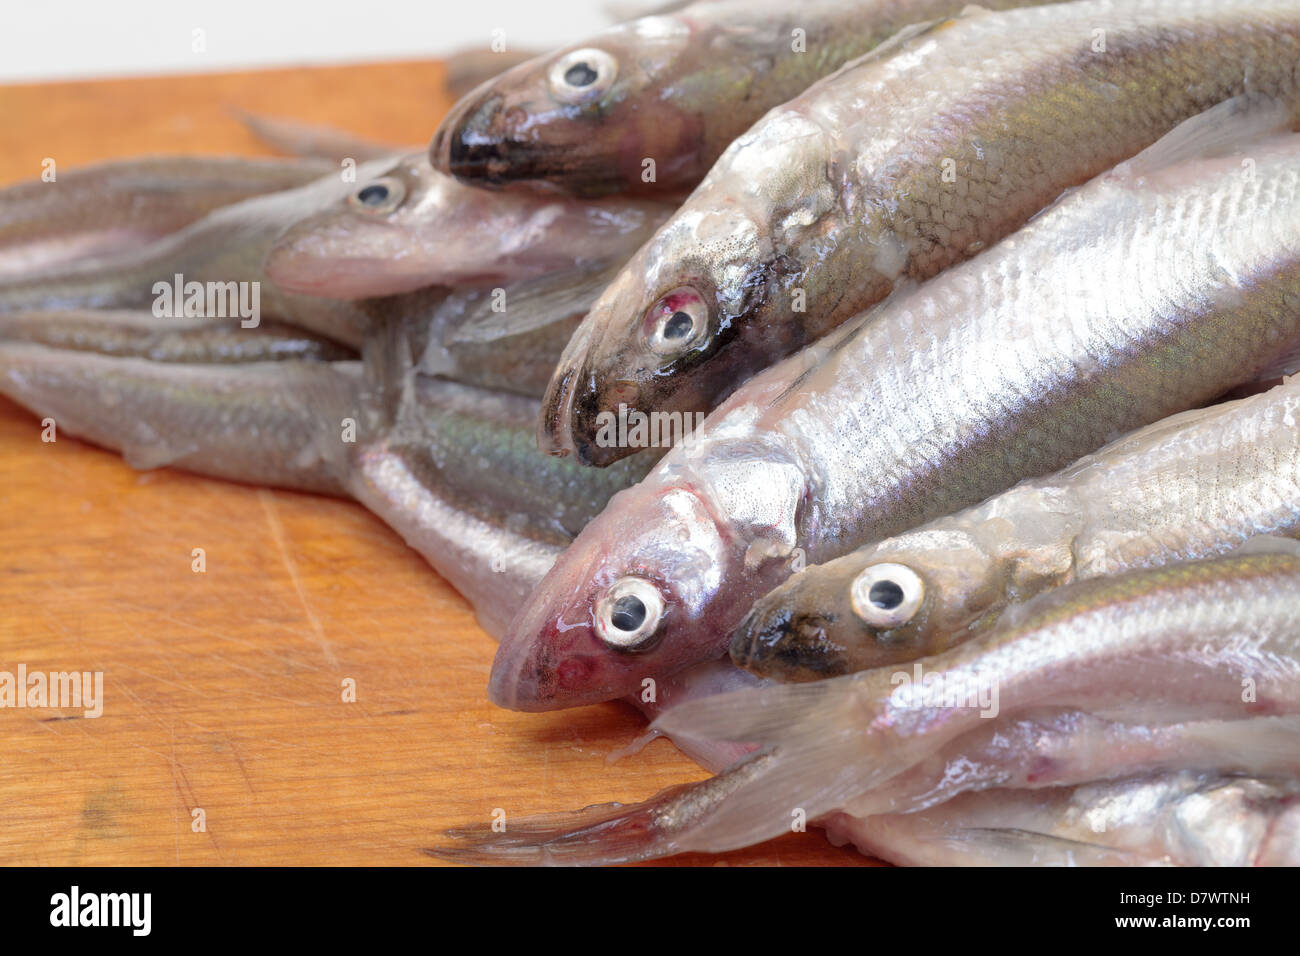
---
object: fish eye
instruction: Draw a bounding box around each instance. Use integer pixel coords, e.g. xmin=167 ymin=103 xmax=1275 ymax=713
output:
xmin=347 ymin=176 xmax=406 ymax=214
xmin=644 ymin=287 xmax=710 ymax=356
xmin=850 ymin=563 xmax=925 ymax=632
xmin=548 ymin=48 xmax=618 ymax=105
xmin=594 ymin=577 xmax=664 ymax=651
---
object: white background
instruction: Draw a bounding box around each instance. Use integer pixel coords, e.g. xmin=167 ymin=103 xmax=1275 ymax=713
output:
xmin=0 ymin=1 xmax=612 ymax=83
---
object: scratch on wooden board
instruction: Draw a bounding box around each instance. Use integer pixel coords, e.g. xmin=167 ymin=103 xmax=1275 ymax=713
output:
xmin=258 ymin=489 xmax=338 ymax=668
xmin=108 ymin=603 xmax=322 ymax=672
xmin=225 ymin=735 xmax=257 ymax=795
xmin=168 ymin=722 xmax=224 ymax=861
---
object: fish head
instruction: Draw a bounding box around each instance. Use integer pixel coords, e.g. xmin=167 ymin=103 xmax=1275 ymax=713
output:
xmin=266 ymin=154 xmax=475 ymax=297
xmin=539 ymin=198 xmax=789 ymax=467
xmin=730 ymin=529 xmax=1010 ymax=681
xmin=430 ymin=16 xmax=701 ymax=196
xmin=489 ymin=479 xmax=743 ymax=711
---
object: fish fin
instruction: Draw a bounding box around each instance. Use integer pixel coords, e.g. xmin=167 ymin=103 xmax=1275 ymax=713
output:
xmin=360 ymin=315 xmax=419 ymax=429
xmin=0 ymin=342 xmax=360 ymax=493
xmin=604 ymin=726 xmax=661 ymax=764
xmin=229 ymin=108 xmax=410 ymax=164
xmin=649 ymin=671 xmax=931 ymax=852
xmin=876 ymin=17 xmax=964 ymax=53
xmin=425 ymin=750 xmax=778 ymax=865
xmin=1111 ymin=94 xmax=1295 ymax=181
xmin=444 ymin=266 xmax=614 ymax=346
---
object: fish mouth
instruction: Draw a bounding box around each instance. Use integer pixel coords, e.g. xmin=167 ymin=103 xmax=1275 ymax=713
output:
xmin=538 ymin=354 xmax=648 ymax=468
xmin=431 ymin=93 xmax=512 ymax=185
xmin=537 ymin=321 xmax=623 ymax=467
xmin=729 ymin=603 xmax=845 ymax=682
xmin=728 ymin=601 xmax=782 ymax=671
xmin=488 ymin=628 xmax=625 ymax=712
xmin=538 ymin=358 xmax=583 ymax=459
xmin=440 ymin=133 xmax=615 ymax=195
xmin=431 ymin=93 xmax=627 ymax=196
xmin=431 ymin=94 xmax=552 ymax=187
xmin=487 ymin=638 xmax=538 ymax=711
xmin=443 ymin=134 xmax=518 ymax=185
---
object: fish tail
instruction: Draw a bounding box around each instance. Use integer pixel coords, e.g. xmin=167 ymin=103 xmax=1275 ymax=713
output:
xmin=427 ymin=750 xmax=778 ymax=866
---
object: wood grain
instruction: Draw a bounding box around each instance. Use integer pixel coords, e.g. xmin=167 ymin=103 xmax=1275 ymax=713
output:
xmin=0 ymin=61 xmax=874 ymax=866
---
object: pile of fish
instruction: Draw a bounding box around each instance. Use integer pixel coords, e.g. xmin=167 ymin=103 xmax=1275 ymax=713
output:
xmin=4 ymin=0 xmax=1300 ymax=866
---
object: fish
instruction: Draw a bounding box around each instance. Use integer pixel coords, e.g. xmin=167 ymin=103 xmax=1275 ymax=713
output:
xmin=438 ymin=545 xmax=1300 ymax=863
xmin=539 ymin=0 xmax=1300 ymax=466
xmin=0 ymin=154 xmax=331 ymax=279
xmin=732 ymin=375 xmax=1300 ymax=681
xmin=0 ymin=158 xmax=404 ymax=347
xmin=431 ymin=0 xmax=1045 ymax=198
xmin=264 ymin=153 xmax=674 ymax=299
xmin=826 ymin=773 xmax=1300 ymax=867
xmin=655 ymin=545 xmax=1300 ymax=851
xmin=489 ymin=96 xmax=1300 ymax=712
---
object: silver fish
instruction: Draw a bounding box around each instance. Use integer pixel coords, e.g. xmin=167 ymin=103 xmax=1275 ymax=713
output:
xmin=540 ymin=0 xmax=1300 ymax=465
xmin=432 ymin=0 xmax=1045 ymax=198
xmin=733 ymin=374 xmax=1300 ymax=680
xmin=489 ymin=98 xmax=1300 ymax=712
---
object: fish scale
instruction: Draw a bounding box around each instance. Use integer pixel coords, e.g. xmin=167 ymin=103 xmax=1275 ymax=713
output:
xmin=489 ymin=101 xmax=1300 ymax=713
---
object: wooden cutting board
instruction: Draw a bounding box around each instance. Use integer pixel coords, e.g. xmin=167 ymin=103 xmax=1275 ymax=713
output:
xmin=0 ymin=60 xmax=874 ymax=866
